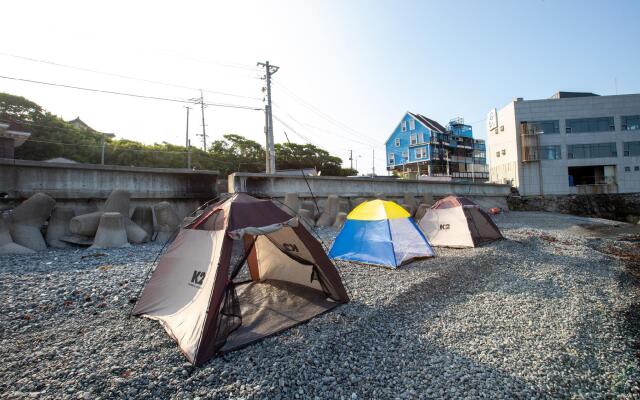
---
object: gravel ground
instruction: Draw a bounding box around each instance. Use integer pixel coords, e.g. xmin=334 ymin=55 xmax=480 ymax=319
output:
xmin=1 ymin=211 xmax=639 ymax=399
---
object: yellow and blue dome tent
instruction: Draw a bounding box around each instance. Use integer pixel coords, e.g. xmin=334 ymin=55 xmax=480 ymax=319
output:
xmin=329 ymin=199 xmax=435 ymax=268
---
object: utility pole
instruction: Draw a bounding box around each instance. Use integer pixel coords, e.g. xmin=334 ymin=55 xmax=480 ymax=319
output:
xmin=184 ymin=106 xmax=192 ymax=169
xmin=100 ymin=132 xmax=106 ymax=165
xmin=372 ymin=149 xmax=375 ymax=177
xmin=349 ymin=149 xmax=353 ymax=169
xmin=191 ymin=90 xmax=207 ymax=151
xmin=257 ymin=60 xmax=279 ymax=174
xmin=199 ymin=90 xmax=207 ymax=151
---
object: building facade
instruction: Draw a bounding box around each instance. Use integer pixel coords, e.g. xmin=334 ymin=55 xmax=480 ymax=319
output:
xmin=487 ymin=92 xmax=640 ymax=195
xmin=385 ymin=112 xmax=488 ymax=181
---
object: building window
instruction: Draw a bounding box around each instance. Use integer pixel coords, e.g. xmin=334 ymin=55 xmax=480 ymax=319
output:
xmin=625 ymin=166 xmax=631 ymax=172
xmin=623 ymin=141 xmax=640 ymax=157
xmin=635 ymin=166 xmax=640 ymax=171
xmin=567 ymin=142 xmax=617 ymax=159
xmin=410 ymin=134 xmax=417 ymax=145
xmin=401 ymin=121 xmax=407 ymax=132
xmin=418 ymin=132 xmax=424 ymax=143
xmin=501 ymin=149 xmax=506 ymax=155
xmin=526 ymin=120 xmax=560 ymax=134
xmin=415 ymin=147 xmax=426 ymax=159
xmin=565 ymin=117 xmax=615 ymax=133
xmin=622 ymin=115 xmax=640 ymax=131
xmin=401 ymin=151 xmax=408 ymax=160
xmin=620 ymin=115 xmax=640 ymax=131
xmin=409 ymin=119 xmax=415 ymax=130
xmin=388 ymin=153 xmax=395 ymax=164
xmin=496 ymin=151 xmax=500 ymax=158
xmin=540 ymin=145 xmax=562 ymax=160
xmin=394 ymin=138 xmax=400 ymax=147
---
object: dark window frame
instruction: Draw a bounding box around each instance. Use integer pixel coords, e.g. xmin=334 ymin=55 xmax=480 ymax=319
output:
xmin=565 ymin=117 xmax=615 ymax=134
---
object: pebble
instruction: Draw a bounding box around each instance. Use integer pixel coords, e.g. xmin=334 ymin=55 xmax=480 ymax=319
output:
xmin=0 ymin=212 xmax=638 ymax=399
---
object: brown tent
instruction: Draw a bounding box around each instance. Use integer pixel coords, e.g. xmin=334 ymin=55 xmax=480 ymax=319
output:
xmin=132 ymin=193 xmax=349 ymax=366
xmin=417 ymin=196 xmax=503 ymax=248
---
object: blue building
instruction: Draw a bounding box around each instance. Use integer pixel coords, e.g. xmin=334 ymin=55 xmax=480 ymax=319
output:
xmin=385 ymin=112 xmax=488 ymax=181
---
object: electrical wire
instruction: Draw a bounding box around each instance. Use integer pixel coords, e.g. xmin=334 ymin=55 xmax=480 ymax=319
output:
xmin=0 ymin=52 xmax=263 ymax=101
xmin=272 ymin=102 xmax=373 ymax=148
xmin=272 ymin=79 xmax=383 ymax=146
xmin=273 ymin=113 xmax=363 ymax=169
xmin=272 ymin=114 xmax=316 ymax=145
xmin=0 ymin=75 xmax=263 ymax=111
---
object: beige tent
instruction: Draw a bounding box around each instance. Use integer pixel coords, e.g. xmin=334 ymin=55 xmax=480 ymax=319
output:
xmin=418 ymin=196 xmax=503 ymax=248
xmin=132 ymin=194 xmax=349 ymax=366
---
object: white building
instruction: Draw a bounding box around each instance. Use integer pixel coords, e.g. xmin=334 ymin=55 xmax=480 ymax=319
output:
xmin=487 ymin=92 xmax=640 ymax=195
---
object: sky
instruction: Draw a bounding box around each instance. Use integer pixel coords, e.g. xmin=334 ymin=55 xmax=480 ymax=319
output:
xmin=1 ymin=0 xmax=639 ymax=175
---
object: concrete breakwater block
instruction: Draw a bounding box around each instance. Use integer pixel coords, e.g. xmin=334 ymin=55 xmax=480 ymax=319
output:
xmin=338 ymin=200 xmax=350 ymax=214
xmin=89 ymin=212 xmax=130 ymax=249
xmin=298 ymin=209 xmax=315 ymax=228
xmin=316 ymin=195 xmax=339 ymax=227
xmin=283 ymin=193 xmax=300 ymax=214
xmin=414 ymin=203 xmax=430 ymax=221
xmin=333 ymin=212 xmax=347 ymax=229
xmin=70 ymin=190 xmax=131 ymax=237
xmin=300 ymin=201 xmax=319 ymax=218
xmin=45 ymin=207 xmax=75 ymax=248
xmin=403 ymin=194 xmax=418 ymax=216
xmin=154 ymin=201 xmax=180 ymax=244
xmin=10 ymin=193 xmax=56 ymax=251
xmin=131 ymin=206 xmax=154 ymax=238
xmin=126 ymin=220 xmax=149 ymax=244
xmin=103 ymin=189 xmax=131 ymax=216
xmin=421 ymin=193 xmax=434 ymax=206
xmin=0 ymin=218 xmax=35 ymax=255
xmin=69 ymin=211 xmax=103 ymax=237
xmin=154 ymin=201 xmax=180 ymax=229
xmin=131 ymin=206 xmax=153 ymax=239
xmin=59 ymin=234 xmax=94 ymax=247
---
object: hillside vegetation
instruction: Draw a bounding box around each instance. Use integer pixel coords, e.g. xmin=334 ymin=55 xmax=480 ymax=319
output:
xmin=0 ymin=93 xmax=357 ymax=176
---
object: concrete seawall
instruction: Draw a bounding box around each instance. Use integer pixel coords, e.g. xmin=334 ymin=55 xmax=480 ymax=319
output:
xmin=228 ymin=172 xmax=511 ymax=209
xmin=509 ymin=193 xmax=640 ymax=223
xmin=0 ymin=159 xmax=219 ymax=218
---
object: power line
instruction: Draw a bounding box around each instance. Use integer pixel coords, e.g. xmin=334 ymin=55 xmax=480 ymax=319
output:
xmin=272 ymin=114 xmax=315 ymax=145
xmin=0 ymin=75 xmax=263 ymax=111
xmin=272 ymin=102 xmax=373 ymax=148
xmin=271 ymin=79 xmax=383 ymax=146
xmin=156 ymin=51 xmax=262 ymax=72
xmin=0 ymin=52 xmax=263 ymax=101
xmin=273 ymin=113 xmax=362 ymax=169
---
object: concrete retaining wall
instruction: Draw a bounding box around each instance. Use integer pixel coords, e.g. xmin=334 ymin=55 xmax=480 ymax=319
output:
xmin=0 ymin=159 xmax=219 ymax=219
xmin=508 ymin=193 xmax=640 ymax=223
xmin=228 ymin=172 xmax=511 ymax=210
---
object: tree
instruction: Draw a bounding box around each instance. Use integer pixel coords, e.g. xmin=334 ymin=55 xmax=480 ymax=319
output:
xmin=1 ymin=92 xmax=355 ymax=176
xmin=0 ymin=93 xmax=44 ymax=122
xmin=275 ymin=142 xmax=346 ymax=175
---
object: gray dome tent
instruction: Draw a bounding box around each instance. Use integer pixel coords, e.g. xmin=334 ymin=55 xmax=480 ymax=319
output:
xmin=418 ymin=196 xmax=503 ymax=248
xmin=132 ymin=193 xmax=349 ymax=366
